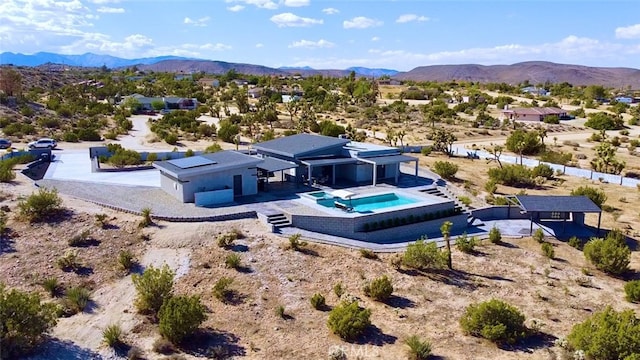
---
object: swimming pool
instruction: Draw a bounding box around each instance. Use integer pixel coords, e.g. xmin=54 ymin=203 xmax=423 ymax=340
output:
xmin=317 ymin=192 xmax=418 ymax=212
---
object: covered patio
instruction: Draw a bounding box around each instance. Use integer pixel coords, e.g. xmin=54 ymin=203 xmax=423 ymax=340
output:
xmin=300 ymin=157 xmax=358 ymax=185
xmin=357 ymin=154 xmax=419 ymax=186
xmin=256 ymin=157 xmax=298 ymax=191
xmin=514 ymin=195 xmax=602 ymax=235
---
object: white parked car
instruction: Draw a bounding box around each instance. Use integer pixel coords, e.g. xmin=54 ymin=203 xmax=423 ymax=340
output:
xmin=28 ymin=138 xmax=57 ymax=149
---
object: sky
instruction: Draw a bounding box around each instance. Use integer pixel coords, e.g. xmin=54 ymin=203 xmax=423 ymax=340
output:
xmin=1 ymin=0 xmax=640 ymax=71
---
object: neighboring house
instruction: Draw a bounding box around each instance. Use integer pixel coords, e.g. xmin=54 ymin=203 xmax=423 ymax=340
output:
xmin=614 ymin=96 xmax=635 ymax=104
xmin=232 ymin=79 xmax=249 ymax=86
xmin=282 ymin=95 xmax=301 ymax=103
xmin=174 ymin=73 xmax=193 ymax=81
xmin=198 ymin=78 xmax=220 ymax=88
xmin=521 ymin=86 xmax=550 ymax=96
xmin=123 ymin=94 xmax=198 ymax=111
xmin=248 ymin=87 xmax=263 ymax=99
xmin=377 ymin=78 xmax=401 ymax=86
xmin=153 ymin=151 xmax=263 ymax=205
xmin=501 ymin=107 xmax=567 ymax=122
xmin=253 ymin=133 xmax=418 ymax=187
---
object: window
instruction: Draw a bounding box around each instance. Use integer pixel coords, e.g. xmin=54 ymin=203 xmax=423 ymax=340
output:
xmin=551 ymin=211 xmax=563 ymax=219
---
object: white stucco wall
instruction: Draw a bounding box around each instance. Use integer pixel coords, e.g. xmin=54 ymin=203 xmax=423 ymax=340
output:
xmin=160 ymin=167 xmax=258 ymax=203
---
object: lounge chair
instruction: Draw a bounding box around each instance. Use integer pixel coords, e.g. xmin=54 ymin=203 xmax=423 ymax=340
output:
xmin=334 ymin=201 xmax=353 ymax=212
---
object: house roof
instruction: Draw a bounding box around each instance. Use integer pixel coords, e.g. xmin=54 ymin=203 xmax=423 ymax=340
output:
xmin=153 ymin=151 xmax=262 ymax=180
xmin=358 ymin=154 xmax=418 ymax=166
xmin=516 ymin=195 xmax=601 ymax=213
xmin=253 ymin=134 xmax=350 ymax=159
xmin=502 ymin=107 xmax=565 ymax=116
xmin=257 ymin=156 xmax=298 ymax=172
xmin=300 ymin=157 xmax=358 ymax=166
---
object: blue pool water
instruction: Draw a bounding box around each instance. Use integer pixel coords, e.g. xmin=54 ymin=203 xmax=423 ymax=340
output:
xmin=317 ymin=193 xmax=417 ymax=212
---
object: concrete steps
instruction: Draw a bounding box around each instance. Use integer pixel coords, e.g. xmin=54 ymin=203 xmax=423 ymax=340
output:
xmin=267 ymin=213 xmax=291 ymax=229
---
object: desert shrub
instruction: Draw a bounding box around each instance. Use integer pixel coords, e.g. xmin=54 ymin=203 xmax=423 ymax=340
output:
xmin=420 ymin=146 xmax=432 ymax=156
xmin=541 ymin=242 xmax=555 ymax=259
xmin=484 ymin=180 xmax=497 ymax=194
xmin=585 ymin=112 xmax=624 ymax=130
xmin=458 ymin=196 xmax=472 ymax=206
xmin=327 ymin=301 xmax=372 ymax=341
xmin=57 ymin=250 xmax=81 ymax=272
xmin=108 ymin=148 xmax=142 ymax=168
xmin=164 ymin=133 xmax=178 ymax=145
xmin=310 ymin=293 xmax=326 ymax=310
xmin=359 ymin=249 xmax=378 ymax=260
xmin=531 ymin=163 xmax=554 ymax=179
xmin=566 ymin=306 xmax=640 ymax=359
xmin=583 ymin=235 xmax=630 ymax=275
xmin=153 ymin=338 xmax=176 ymax=354
xmin=146 ymin=152 xmax=158 ymax=162
xmin=488 ymin=164 xmax=534 ymax=187
xmin=118 ymin=250 xmax=137 ymax=273
xmin=139 ymin=207 xmax=153 ymax=228
xmin=533 ymin=228 xmax=545 ymax=243
xmin=570 ymin=186 xmax=607 ymax=208
xmin=432 ymin=161 xmax=459 ymax=179
xmin=540 ymin=150 xmax=572 ymax=165
xmin=41 ymin=277 xmax=62 ymax=298
xmin=489 ymin=226 xmax=502 ymax=244
xmin=568 ymin=236 xmax=583 ymax=249
xmin=102 ymin=324 xmax=123 ymax=347
xmin=94 ymin=213 xmax=108 ymax=228
xmin=158 ymin=295 xmax=207 ymax=344
xmin=217 ymin=231 xmax=238 ymax=248
xmin=405 ymin=335 xmax=432 ymax=360
xmin=275 ymin=305 xmax=286 ymax=319
xmin=460 ymin=299 xmax=527 ymax=344
xmin=132 ymin=265 xmax=175 ymax=315
xmin=455 ymin=233 xmax=477 ymax=253
xmin=225 ymin=253 xmax=241 ymax=269
xmin=184 ymin=149 xmax=194 ymax=157
xmin=64 ymin=287 xmax=92 ymax=314
xmin=0 ymin=285 xmax=58 ymax=358
xmin=68 ymin=229 xmax=91 ymax=247
xmin=363 ymin=275 xmax=393 ymax=301
xmin=18 ymin=187 xmax=63 ymax=222
xmin=333 ymin=282 xmax=345 ymax=298
xmin=204 ymin=143 xmax=223 ymax=153
xmin=213 ymin=277 xmax=234 ymax=302
xmin=624 ymin=280 xmax=640 ymax=302
xmin=402 ymin=239 xmax=448 ymax=270
xmin=287 ymin=233 xmax=307 ymax=251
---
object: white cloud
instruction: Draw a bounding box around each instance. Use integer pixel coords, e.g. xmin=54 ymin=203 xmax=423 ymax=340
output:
xmin=282 ymin=0 xmax=309 ymax=7
xmin=227 ymin=4 xmax=244 ymax=12
xmin=96 ymin=6 xmax=124 ymax=13
xmin=322 ymin=7 xmax=339 ymax=15
xmin=225 ymin=0 xmax=277 ymax=10
xmin=271 ymin=12 xmax=322 ymax=27
xmin=396 ymin=14 xmax=429 ymax=23
xmin=371 ymin=36 xmax=380 ymax=42
xmin=255 ymin=43 xmax=264 ymax=48
xmin=184 ymin=16 xmax=210 ymax=27
xmin=288 ymin=39 xmax=334 ymax=49
xmin=199 ymin=43 xmax=232 ymax=51
xmin=616 ymin=24 xmax=640 ymax=39
xmin=343 ymin=17 xmax=382 ymax=29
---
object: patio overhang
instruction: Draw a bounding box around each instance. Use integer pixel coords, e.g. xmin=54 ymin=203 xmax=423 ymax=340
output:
xmin=257 ymin=156 xmax=298 ymax=173
xmin=357 ymin=154 xmax=419 ymax=186
xmin=514 ymin=195 xmax=602 ymax=235
xmin=300 ymin=157 xmax=358 ymax=185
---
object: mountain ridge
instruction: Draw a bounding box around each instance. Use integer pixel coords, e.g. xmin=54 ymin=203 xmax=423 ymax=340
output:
xmin=2 ymin=52 xmax=640 ymax=87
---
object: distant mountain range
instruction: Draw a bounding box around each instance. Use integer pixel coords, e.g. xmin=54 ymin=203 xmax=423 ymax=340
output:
xmin=2 ymin=52 xmax=639 ymax=87
xmin=395 ymin=61 xmax=640 ymax=87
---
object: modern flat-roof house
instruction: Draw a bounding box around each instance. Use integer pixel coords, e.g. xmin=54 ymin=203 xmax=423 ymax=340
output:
xmin=153 ymin=151 xmax=262 ymax=206
xmin=252 ymin=133 xmax=418 ymax=186
xmin=500 ymin=107 xmax=567 ymax=122
xmin=125 ymin=94 xmax=198 ymax=111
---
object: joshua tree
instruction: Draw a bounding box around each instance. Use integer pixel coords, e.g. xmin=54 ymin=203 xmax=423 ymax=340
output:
xmin=441 ymin=221 xmax=453 ymax=270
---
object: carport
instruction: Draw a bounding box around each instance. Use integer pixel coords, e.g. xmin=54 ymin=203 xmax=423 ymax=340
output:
xmin=514 ymin=195 xmax=602 ymax=235
xmin=357 ymin=154 xmax=419 ymax=186
xmin=256 ymin=157 xmax=298 ymax=191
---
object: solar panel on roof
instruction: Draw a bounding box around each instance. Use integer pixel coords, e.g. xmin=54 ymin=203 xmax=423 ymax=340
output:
xmin=167 ymin=156 xmax=216 ymax=169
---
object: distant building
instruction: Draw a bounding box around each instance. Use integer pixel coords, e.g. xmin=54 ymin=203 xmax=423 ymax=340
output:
xmin=500 ymin=107 xmax=567 ymax=122
xmin=521 ymin=86 xmax=550 ymax=96
xmin=198 ymin=78 xmax=220 ymax=88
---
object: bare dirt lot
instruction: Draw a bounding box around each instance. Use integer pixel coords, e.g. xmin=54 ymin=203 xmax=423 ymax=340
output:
xmin=1 ymin=171 xmax=639 ymax=360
